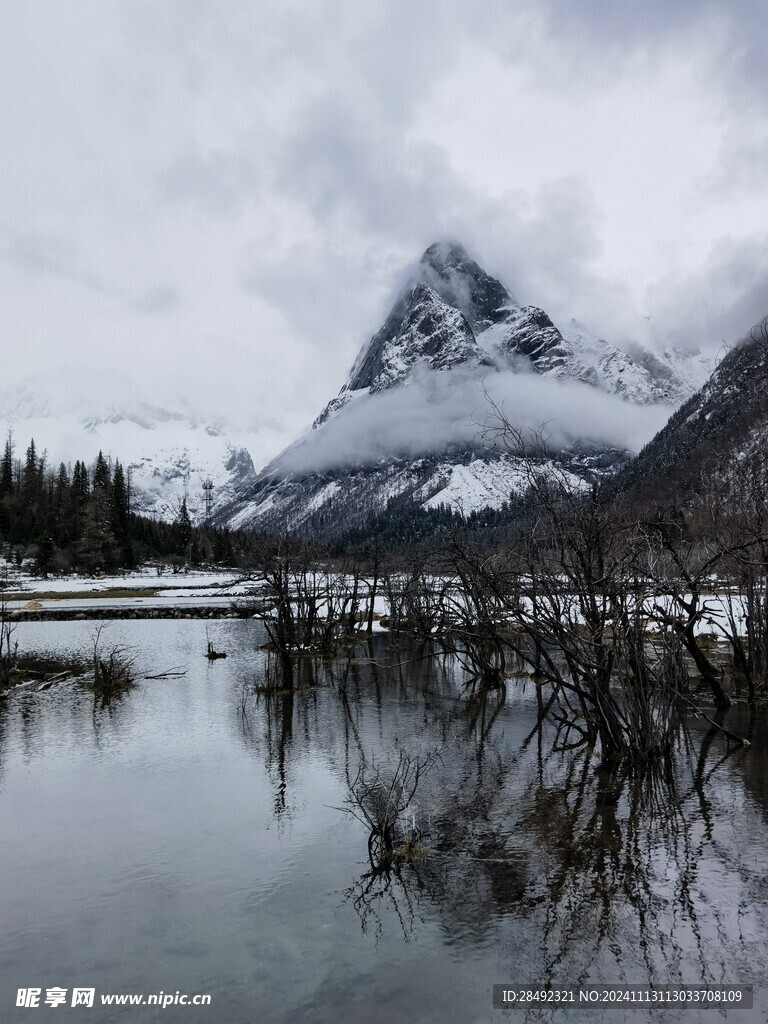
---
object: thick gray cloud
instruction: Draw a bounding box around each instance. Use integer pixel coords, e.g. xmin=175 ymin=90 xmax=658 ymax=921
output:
xmin=274 ymin=367 xmax=673 ymax=475
xmin=538 ymin=0 xmax=768 ymax=95
xmin=1 ymin=0 xmax=768 ymax=449
xmin=646 ymin=235 xmax=768 ymax=353
xmin=1 ymin=226 xmax=118 ymax=298
xmin=131 ymin=285 xmax=181 ymax=316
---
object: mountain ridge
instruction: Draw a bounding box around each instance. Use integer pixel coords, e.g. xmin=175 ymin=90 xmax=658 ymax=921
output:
xmin=223 ymin=242 xmax=711 ymax=537
xmin=0 ymin=376 xmax=287 ymax=523
xmin=615 ymin=321 xmax=768 ymax=503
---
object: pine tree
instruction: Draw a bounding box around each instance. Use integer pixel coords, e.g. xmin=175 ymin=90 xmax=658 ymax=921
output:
xmin=93 ymin=451 xmax=111 ymax=492
xmin=213 ymin=526 xmax=235 ymax=566
xmin=0 ymin=432 xmax=13 ymax=499
xmin=22 ymin=439 xmax=38 ymax=496
xmin=0 ymin=432 xmax=13 ymax=537
xmin=74 ymin=461 xmax=90 ymax=506
xmin=174 ymin=497 xmax=193 ymax=558
xmin=70 ymin=461 xmax=89 ymax=543
xmin=111 ymin=460 xmax=134 ymax=567
xmin=77 ymin=484 xmax=119 ymax=573
xmin=17 ymin=438 xmax=41 ymax=543
xmin=74 ymin=452 xmax=118 ymax=572
xmin=0 ymin=435 xmax=227 ymax=572
xmin=35 ymin=534 xmax=55 ymax=577
xmin=111 ymin=462 xmax=130 ymax=537
xmin=52 ymin=463 xmax=70 ymax=546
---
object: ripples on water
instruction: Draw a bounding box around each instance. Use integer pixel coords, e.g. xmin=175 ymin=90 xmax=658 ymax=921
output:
xmin=1 ymin=619 xmax=767 ymax=1022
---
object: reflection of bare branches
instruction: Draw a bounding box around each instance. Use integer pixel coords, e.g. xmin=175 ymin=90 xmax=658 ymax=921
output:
xmin=233 ymin=680 xmax=299 ymax=821
xmin=260 ymin=688 xmax=294 ymax=819
xmin=339 ymin=859 xmax=423 ymax=943
xmin=515 ymin=734 xmax=745 ymax=986
xmin=237 ymin=680 xmax=253 ymax=736
xmin=229 ymin=630 xmax=765 ymax=990
xmin=464 ymin=683 xmax=507 ymax=747
xmin=338 ymin=744 xmax=442 ymax=941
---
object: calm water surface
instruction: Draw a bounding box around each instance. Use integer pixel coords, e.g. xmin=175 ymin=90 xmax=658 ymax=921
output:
xmin=1 ymin=619 xmax=767 ymax=1022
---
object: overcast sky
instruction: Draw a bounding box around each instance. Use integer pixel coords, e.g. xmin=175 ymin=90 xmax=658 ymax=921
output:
xmin=2 ymin=0 xmax=768 ymax=437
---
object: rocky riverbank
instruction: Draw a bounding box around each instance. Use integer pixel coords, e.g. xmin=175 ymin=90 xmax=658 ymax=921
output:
xmin=9 ymin=605 xmax=262 ymax=622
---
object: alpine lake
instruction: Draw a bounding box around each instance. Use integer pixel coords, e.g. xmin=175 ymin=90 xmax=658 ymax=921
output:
xmin=2 ymin=616 xmax=768 ymax=1023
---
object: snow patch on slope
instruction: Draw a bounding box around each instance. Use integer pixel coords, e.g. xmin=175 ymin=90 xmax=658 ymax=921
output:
xmin=419 ymin=459 xmax=527 ymax=513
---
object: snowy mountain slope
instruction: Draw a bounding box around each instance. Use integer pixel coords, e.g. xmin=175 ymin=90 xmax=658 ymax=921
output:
xmin=226 ymin=445 xmax=615 ymax=536
xmin=616 ymin=323 xmax=768 ymax=502
xmin=223 ymin=242 xmax=706 ymax=538
xmin=3 ymin=239 xmax=715 ymax=536
xmin=0 ymin=372 xmax=289 ymax=522
xmin=479 ymin=311 xmax=708 ymax=404
xmin=621 ymin=340 xmax=712 ymax=402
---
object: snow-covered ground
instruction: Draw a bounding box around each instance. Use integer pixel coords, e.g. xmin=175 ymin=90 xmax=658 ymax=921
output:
xmin=0 ymin=562 xmax=261 ymax=612
xmin=0 ymin=561 xmax=241 ymax=592
xmin=7 ymin=594 xmax=244 ymax=612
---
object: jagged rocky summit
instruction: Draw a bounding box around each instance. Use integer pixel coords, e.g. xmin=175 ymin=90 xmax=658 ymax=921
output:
xmin=221 ymin=242 xmax=711 ymax=538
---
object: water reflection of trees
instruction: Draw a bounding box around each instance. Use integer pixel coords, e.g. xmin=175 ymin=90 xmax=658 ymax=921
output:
xmin=235 ymin=637 xmax=768 ymax=985
xmin=240 ymin=656 xmax=327 ymax=822
xmin=337 ymin=746 xmax=441 ymax=942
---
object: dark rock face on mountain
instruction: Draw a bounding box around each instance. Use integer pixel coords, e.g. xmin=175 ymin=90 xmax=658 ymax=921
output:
xmin=418 ymin=241 xmax=514 ymax=330
xmin=496 ymin=306 xmax=567 ymax=368
xmin=335 ymin=282 xmax=492 ymax=403
xmin=317 ymin=247 xmax=503 ymax=426
xmin=224 ymin=446 xmax=257 ymax=489
xmin=616 ymin=324 xmax=768 ymax=503
xmin=221 ymin=242 xmax=712 ymax=538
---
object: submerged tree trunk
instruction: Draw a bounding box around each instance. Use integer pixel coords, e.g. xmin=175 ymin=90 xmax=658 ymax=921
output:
xmin=679 ymin=622 xmax=730 ymax=708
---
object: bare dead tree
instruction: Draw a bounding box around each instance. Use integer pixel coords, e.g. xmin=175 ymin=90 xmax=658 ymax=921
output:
xmin=432 ymin=533 xmax=519 ymax=687
xmin=699 ymin=452 xmax=768 ymax=705
xmin=88 ymin=623 xmax=137 ymax=706
xmin=0 ymin=591 xmax=18 ymax=690
xmin=341 ymin=747 xmax=442 ymax=867
xmin=468 ymin=407 xmax=700 ymax=766
xmin=246 ymin=538 xmax=373 ymax=688
xmin=635 ymin=507 xmax=731 ymax=708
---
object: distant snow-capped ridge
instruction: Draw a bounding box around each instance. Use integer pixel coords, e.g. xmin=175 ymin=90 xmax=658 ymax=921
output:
xmin=221 ymin=241 xmax=713 ymax=537
xmin=0 ymin=373 xmax=289 ymax=523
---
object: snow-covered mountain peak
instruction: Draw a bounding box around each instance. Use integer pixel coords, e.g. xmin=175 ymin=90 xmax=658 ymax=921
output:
xmin=349 ymin=282 xmax=489 ymax=393
xmin=420 ymin=240 xmax=470 ymax=267
xmin=315 ymin=243 xmax=523 ymax=428
xmin=222 ymin=242 xmax=718 ymax=537
xmin=315 ymin=277 xmax=495 ymax=425
xmin=314 ymin=242 xmax=713 ymax=432
xmin=418 ymin=241 xmax=516 ymax=330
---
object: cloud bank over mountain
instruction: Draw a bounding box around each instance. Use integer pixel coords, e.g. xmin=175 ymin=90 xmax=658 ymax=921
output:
xmin=272 ymin=366 xmax=674 ymax=476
